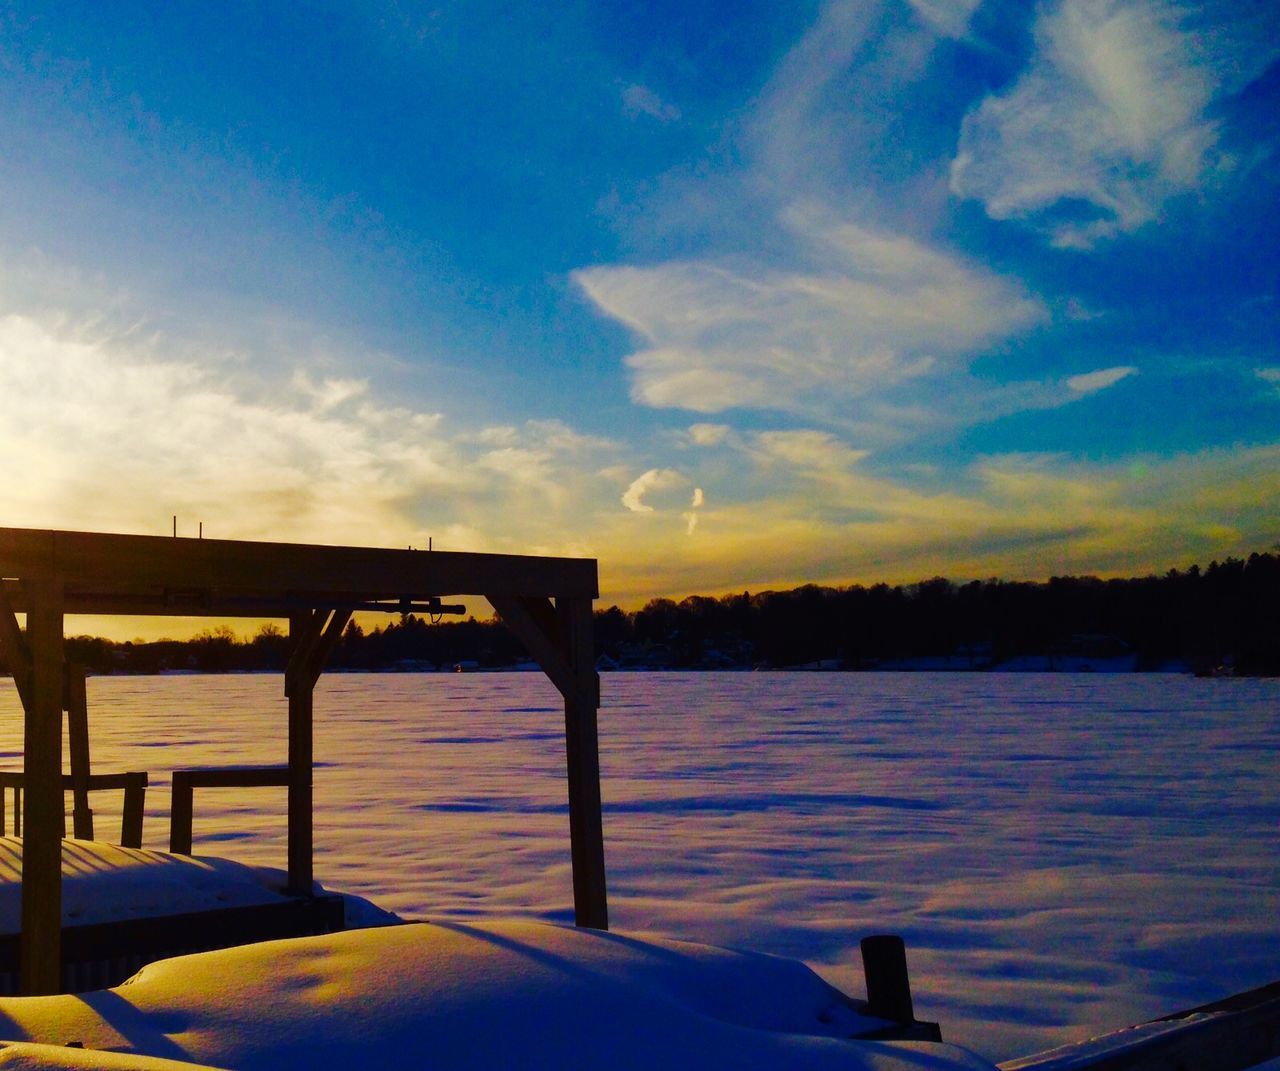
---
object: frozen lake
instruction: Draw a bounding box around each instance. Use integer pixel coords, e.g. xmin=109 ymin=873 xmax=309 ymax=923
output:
xmin=1 ymin=670 xmax=1277 ymax=1061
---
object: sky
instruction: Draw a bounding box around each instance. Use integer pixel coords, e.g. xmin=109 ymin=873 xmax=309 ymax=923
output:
xmin=1 ymin=0 xmax=1278 ymax=635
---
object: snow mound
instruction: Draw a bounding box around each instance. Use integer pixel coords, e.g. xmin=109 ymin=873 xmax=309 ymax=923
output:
xmin=0 ymin=921 xmax=996 ymax=1070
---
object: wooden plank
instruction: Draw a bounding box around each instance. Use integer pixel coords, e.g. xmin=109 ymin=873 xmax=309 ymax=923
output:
xmin=21 ymin=575 xmax=63 ymax=995
xmin=0 ymin=528 xmax=599 ymax=602
xmin=171 ymin=765 xmax=289 ymax=789
xmin=558 ymin=595 xmax=608 ymax=930
xmin=169 ymin=767 xmax=287 ymax=854
xmin=65 ymin=664 xmax=93 ymax=840
xmin=0 ymin=584 xmax=32 ymax=712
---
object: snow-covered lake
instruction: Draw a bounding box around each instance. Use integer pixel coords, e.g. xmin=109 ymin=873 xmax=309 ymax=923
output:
xmin=2 ymin=670 xmax=1276 ymax=1062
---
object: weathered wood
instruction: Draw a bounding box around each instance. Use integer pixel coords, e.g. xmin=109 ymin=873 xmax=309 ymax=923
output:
xmin=0 ymin=585 xmax=32 ymax=712
xmin=21 ymin=575 xmax=64 ymax=995
xmin=0 ymin=528 xmax=598 ymax=603
xmin=558 ymin=595 xmax=607 ymax=930
xmin=169 ymin=765 xmax=288 ymax=855
xmin=64 ymin=664 xmax=93 ymax=840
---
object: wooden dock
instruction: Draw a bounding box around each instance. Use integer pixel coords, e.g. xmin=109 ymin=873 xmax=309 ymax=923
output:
xmin=0 ymin=526 xmax=606 ymax=994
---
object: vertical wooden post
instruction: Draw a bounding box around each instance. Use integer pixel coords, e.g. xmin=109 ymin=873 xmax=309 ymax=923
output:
xmin=120 ymin=773 xmax=146 ymax=849
xmin=283 ymin=607 xmax=347 ymax=898
xmin=65 ymin=664 xmax=93 ymax=840
xmin=169 ymin=772 xmax=194 ymax=855
xmin=861 ymin=934 xmax=916 ymax=1024
xmin=22 ymin=575 xmax=64 ymax=995
xmin=558 ymin=595 xmax=607 ymax=930
xmin=286 ymin=611 xmax=322 ymax=897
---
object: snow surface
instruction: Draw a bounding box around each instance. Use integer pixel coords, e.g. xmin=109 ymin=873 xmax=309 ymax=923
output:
xmin=0 ymin=922 xmax=995 ymax=1070
xmin=0 ymin=839 xmax=396 ymax=932
xmin=0 ymin=839 xmax=283 ymax=928
xmin=0 ymin=670 xmax=1275 ymax=1062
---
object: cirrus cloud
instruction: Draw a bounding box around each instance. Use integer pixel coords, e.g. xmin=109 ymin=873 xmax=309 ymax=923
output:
xmin=575 ymin=208 xmax=1046 ymax=417
xmin=951 ymin=0 xmax=1280 ymax=247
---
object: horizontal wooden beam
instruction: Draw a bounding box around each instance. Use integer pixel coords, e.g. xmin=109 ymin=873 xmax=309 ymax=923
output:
xmin=0 ymin=583 xmax=476 ymax=618
xmin=0 ymin=528 xmax=598 ymax=610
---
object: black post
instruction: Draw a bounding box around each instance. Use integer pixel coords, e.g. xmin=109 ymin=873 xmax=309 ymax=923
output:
xmin=861 ymin=934 xmax=915 ymax=1023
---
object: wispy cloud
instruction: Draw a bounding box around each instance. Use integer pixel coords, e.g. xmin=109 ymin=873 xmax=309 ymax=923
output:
xmin=576 ymin=207 xmax=1045 ymax=417
xmin=907 ymin=0 xmax=981 ymax=39
xmin=621 ymin=84 xmax=681 ymax=123
xmin=683 ymin=487 xmax=705 ymax=535
xmin=687 ymin=423 xmax=731 ymax=447
xmin=952 ymin=0 xmax=1280 ymax=247
xmin=1067 ymin=365 xmax=1137 ymax=394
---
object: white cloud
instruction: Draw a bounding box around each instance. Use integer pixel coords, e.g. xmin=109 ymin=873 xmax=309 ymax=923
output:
xmin=576 ymin=209 xmax=1045 ymax=416
xmin=291 ymin=372 xmax=370 ymax=413
xmin=1256 ymin=367 xmax=1280 ymax=384
xmin=0 ymin=311 xmax=621 ymax=553
xmin=951 ymin=0 xmax=1280 ymax=247
xmin=621 ymin=84 xmax=681 ymax=123
xmin=1066 ymin=365 xmax=1137 ymax=393
xmin=908 ymin=0 xmax=981 ymax=38
xmin=754 ymin=429 xmax=870 ymax=473
xmin=621 ymin=468 xmax=684 ymax=512
xmin=688 ymin=423 xmax=731 ymax=447
xmin=683 ymin=487 xmax=705 ymax=536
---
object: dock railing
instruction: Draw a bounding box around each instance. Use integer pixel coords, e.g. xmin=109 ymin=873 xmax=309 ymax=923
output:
xmin=169 ymin=764 xmax=290 ymax=856
xmin=0 ymin=771 xmax=148 ymax=848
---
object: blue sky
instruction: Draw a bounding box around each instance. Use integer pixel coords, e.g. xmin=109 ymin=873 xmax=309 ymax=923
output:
xmin=0 ymin=0 xmax=1277 ymax=626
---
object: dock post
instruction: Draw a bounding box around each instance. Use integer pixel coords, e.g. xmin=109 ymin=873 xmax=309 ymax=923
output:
xmin=560 ymin=595 xmax=608 ymax=930
xmin=286 ymin=612 xmax=321 ymax=897
xmin=66 ymin=664 xmax=94 ymax=840
xmin=284 ymin=607 xmax=349 ymax=898
xmin=861 ymin=934 xmax=916 ymax=1024
xmin=22 ymin=575 xmax=64 ymax=995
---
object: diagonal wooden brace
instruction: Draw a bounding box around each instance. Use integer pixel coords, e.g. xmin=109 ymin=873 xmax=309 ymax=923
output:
xmin=0 ymin=583 xmax=32 ymax=713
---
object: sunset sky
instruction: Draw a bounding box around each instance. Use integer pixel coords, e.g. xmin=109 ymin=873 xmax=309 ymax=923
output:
xmin=1 ymin=1 xmax=1278 ymax=635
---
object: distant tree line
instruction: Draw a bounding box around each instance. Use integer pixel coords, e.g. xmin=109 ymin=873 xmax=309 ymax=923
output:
xmin=1 ymin=551 xmax=1277 ymax=675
